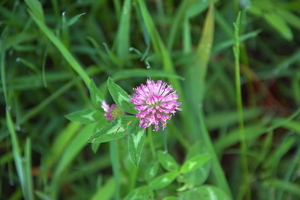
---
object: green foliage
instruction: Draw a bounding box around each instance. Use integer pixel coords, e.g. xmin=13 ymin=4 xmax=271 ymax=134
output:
xmin=180 ymin=154 xmax=210 ymax=173
xmin=65 ymin=109 xmax=104 ymax=124
xmin=148 ymin=171 xmax=178 ymax=190
xmin=89 ymin=80 xmax=104 ymax=109
xmin=179 ymin=185 xmax=231 ymax=200
xmin=87 ymin=116 xmax=138 ymax=143
xmin=128 ymin=126 xmax=146 ymax=167
xmin=157 ymin=151 xmax=179 ymax=172
xmin=107 ymin=77 xmax=137 ymax=114
xmin=1 ymin=0 xmax=300 ymax=199
xmin=248 ymin=0 xmax=300 ymax=41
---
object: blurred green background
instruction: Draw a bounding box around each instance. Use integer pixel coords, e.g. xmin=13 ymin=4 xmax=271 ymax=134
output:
xmin=1 ymin=0 xmax=300 ymax=199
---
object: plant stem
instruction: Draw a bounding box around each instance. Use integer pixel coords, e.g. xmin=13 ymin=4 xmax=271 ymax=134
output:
xmin=233 ymin=12 xmax=251 ymax=200
xmin=148 ymin=128 xmax=156 ymax=159
xmin=110 ymin=141 xmax=120 ymax=200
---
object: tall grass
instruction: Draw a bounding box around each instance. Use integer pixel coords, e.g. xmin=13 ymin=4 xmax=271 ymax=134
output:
xmin=1 ymin=0 xmax=300 ymax=199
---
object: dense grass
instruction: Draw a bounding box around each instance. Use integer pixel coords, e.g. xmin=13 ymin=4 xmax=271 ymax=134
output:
xmin=1 ymin=0 xmax=300 ymax=199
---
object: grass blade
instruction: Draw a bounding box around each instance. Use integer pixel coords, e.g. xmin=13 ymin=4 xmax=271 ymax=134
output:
xmin=26 ymin=8 xmax=90 ymax=87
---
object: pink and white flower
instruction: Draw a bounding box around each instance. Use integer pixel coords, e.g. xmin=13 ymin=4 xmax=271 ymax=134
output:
xmin=130 ymin=79 xmax=182 ymax=131
xmin=101 ymin=101 xmax=124 ymax=121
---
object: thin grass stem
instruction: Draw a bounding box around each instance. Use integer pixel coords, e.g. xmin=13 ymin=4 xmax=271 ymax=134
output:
xmin=233 ymin=12 xmax=251 ymax=200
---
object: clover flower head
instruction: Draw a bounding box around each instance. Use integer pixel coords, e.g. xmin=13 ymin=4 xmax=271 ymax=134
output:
xmin=130 ymin=79 xmax=182 ymax=131
xmin=101 ymin=101 xmax=124 ymax=121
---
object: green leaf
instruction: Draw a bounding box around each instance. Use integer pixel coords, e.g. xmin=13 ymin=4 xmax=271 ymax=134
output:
xmin=91 ymin=120 xmax=108 ymax=154
xmin=89 ymin=80 xmax=104 ymax=109
xmin=124 ymin=186 xmax=154 ymax=200
xmin=277 ymin=8 xmax=300 ymax=30
xmin=180 ymin=154 xmax=210 ymax=173
xmin=65 ymin=109 xmax=104 ymax=124
xmin=90 ymin=177 xmax=115 ymax=200
xmin=24 ymin=138 xmax=34 ymax=200
xmin=157 ymin=151 xmax=179 ymax=172
xmin=186 ymin=1 xmax=214 ymax=110
xmin=107 ymin=77 xmax=137 ymax=114
xmin=115 ymin=0 xmax=132 ymax=57
xmin=91 ymin=143 xmax=100 ymax=154
xmin=87 ymin=115 xmax=138 ymax=143
xmin=186 ymin=1 xmax=209 ymax=18
xmin=24 ymin=0 xmax=44 ymax=22
xmin=162 ymin=197 xmax=178 ymax=200
xmin=148 ymin=171 xmax=178 ymax=190
xmin=179 ymin=185 xmax=231 ymax=200
xmin=35 ymin=191 xmax=52 ymax=200
xmin=177 ymin=141 xmax=211 ymax=186
xmin=144 ymin=161 xmax=160 ymax=181
xmin=128 ymin=125 xmax=146 ymax=167
xmin=248 ymin=0 xmax=273 ymax=16
xmin=264 ymin=12 xmax=293 ymax=40
xmin=66 ymin=13 xmax=86 ymax=27
xmin=178 ymin=164 xmax=211 ymax=187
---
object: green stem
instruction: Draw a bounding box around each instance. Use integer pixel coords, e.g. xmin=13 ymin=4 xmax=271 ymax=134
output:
xmin=110 ymin=141 xmax=120 ymax=200
xmin=162 ymin=130 xmax=168 ymax=153
xmin=233 ymin=12 xmax=251 ymax=200
xmin=148 ymin=128 xmax=156 ymax=159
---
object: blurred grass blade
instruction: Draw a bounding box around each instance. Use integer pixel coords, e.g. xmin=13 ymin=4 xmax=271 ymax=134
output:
xmin=24 ymin=0 xmax=44 ymax=22
xmin=185 ymin=2 xmax=232 ymax=196
xmin=136 ymin=0 xmax=182 ymax=92
xmin=233 ymin=12 xmax=251 ymax=200
xmin=24 ymin=138 xmax=34 ymax=200
xmin=263 ymin=136 xmax=295 ymax=172
xmin=277 ymin=8 xmax=300 ymax=30
xmin=266 ymin=179 xmax=300 ymax=196
xmin=199 ymin=110 xmax=232 ymax=198
xmin=196 ymin=0 xmax=214 ymax=63
xmin=35 ymin=191 xmax=52 ymax=200
xmin=1 ymin=30 xmax=7 ymax=102
xmin=3 ymin=30 xmax=34 ymax=199
xmin=85 ymin=36 xmax=114 ymax=73
xmin=6 ymin=111 xmax=24 ymax=191
xmin=26 ymin=7 xmax=91 ymax=87
xmin=66 ymin=13 xmax=86 ymax=27
xmin=112 ymin=69 xmax=185 ymax=81
xmin=277 ymin=141 xmax=300 ymax=199
xmin=186 ymin=0 xmax=214 ymax=111
xmin=268 ymin=107 xmax=300 ymax=131
xmin=91 ymin=178 xmax=115 ymax=200
xmin=167 ymin=0 xmax=198 ymax=49
xmin=19 ymin=79 xmax=76 ymax=124
xmin=264 ymin=12 xmax=293 ymax=41
xmin=114 ymin=0 xmax=131 ymax=57
xmin=50 ymin=124 xmax=94 ymax=198
xmin=42 ymin=122 xmax=82 ymax=174
xmin=212 ymin=29 xmax=261 ymax=55
xmin=110 ymin=141 xmax=120 ymax=200
xmin=214 ymin=123 xmax=266 ymax=154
